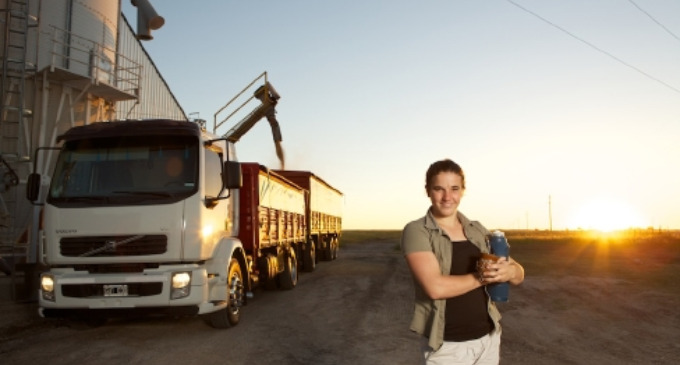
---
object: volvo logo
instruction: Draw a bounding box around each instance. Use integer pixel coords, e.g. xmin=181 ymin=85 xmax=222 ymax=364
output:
xmin=79 ymin=235 xmax=145 ymax=257
xmin=104 ymin=240 xmax=117 ymax=251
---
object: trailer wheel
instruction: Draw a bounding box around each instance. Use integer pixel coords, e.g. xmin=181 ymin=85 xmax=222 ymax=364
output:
xmin=279 ymin=249 xmax=298 ymax=290
xmin=331 ymin=237 xmax=339 ymax=260
xmin=302 ymin=240 xmax=316 ymax=272
xmin=205 ymin=258 xmax=244 ymax=328
xmin=260 ymin=254 xmax=279 ymax=290
xmin=322 ymin=236 xmax=333 ymax=261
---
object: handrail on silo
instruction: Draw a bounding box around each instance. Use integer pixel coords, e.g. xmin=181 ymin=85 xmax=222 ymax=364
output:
xmin=46 ymin=26 xmax=142 ymax=96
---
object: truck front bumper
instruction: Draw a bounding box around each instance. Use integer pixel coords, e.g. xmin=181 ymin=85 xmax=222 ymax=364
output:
xmin=38 ymin=265 xmax=211 ymax=317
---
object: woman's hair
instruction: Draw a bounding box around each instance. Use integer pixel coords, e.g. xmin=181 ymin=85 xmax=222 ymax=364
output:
xmin=425 ymin=159 xmax=466 ymax=190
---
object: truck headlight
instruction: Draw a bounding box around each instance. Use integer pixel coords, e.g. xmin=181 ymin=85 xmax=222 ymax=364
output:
xmin=171 ymin=271 xmax=191 ymax=299
xmin=41 ymin=275 xmax=55 ymax=301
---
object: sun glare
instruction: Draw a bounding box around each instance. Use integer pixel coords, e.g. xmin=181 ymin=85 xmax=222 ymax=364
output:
xmin=570 ymin=197 xmax=645 ymax=232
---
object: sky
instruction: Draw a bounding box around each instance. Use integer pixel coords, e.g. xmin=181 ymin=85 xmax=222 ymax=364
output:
xmin=123 ymin=0 xmax=680 ymax=231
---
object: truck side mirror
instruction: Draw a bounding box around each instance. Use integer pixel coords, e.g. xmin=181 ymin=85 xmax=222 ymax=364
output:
xmin=223 ymin=161 xmax=242 ymax=189
xmin=26 ymin=173 xmax=41 ymax=202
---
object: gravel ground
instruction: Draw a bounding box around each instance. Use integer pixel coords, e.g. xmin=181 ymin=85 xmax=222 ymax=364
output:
xmin=1 ymin=239 xmax=679 ymax=364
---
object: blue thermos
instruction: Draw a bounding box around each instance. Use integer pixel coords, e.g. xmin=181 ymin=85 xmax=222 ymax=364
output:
xmin=488 ymin=230 xmax=510 ymax=302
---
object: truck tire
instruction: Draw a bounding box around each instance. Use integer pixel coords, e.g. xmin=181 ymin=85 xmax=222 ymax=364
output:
xmin=330 ymin=237 xmax=339 ymax=260
xmin=322 ymin=236 xmax=333 ymax=261
xmin=260 ymin=254 xmax=279 ymax=290
xmin=204 ymin=258 xmax=244 ymax=328
xmin=0 ymin=257 xmax=12 ymax=275
xmin=279 ymin=249 xmax=298 ymax=290
xmin=302 ymin=240 xmax=316 ymax=272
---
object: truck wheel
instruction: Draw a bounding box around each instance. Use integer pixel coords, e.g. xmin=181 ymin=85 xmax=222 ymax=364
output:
xmin=322 ymin=236 xmax=333 ymax=261
xmin=331 ymin=237 xmax=339 ymax=260
xmin=205 ymin=258 xmax=244 ymax=328
xmin=279 ymin=249 xmax=298 ymax=290
xmin=260 ymin=254 xmax=279 ymax=290
xmin=302 ymin=240 xmax=316 ymax=272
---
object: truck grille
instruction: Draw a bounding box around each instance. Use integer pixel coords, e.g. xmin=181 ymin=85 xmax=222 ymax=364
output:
xmin=59 ymin=235 xmax=168 ymax=257
xmin=72 ymin=263 xmax=159 ymax=274
xmin=61 ymin=282 xmax=163 ymax=298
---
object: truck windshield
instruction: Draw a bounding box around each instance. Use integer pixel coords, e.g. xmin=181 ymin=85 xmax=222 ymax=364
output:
xmin=48 ymin=135 xmax=199 ymax=206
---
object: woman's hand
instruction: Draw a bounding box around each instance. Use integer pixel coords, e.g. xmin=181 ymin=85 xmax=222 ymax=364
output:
xmin=481 ymin=257 xmax=525 ymax=285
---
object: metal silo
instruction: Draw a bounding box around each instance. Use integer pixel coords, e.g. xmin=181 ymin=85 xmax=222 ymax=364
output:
xmin=1 ymin=0 xmax=186 ymax=300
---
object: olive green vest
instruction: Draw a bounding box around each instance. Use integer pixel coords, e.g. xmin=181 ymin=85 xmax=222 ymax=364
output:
xmin=401 ymin=210 xmax=502 ymax=351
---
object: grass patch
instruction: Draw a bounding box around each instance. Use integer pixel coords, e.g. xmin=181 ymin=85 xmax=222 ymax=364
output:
xmin=508 ymin=230 xmax=680 ymax=294
xmin=341 ymin=230 xmax=401 ymax=245
xmin=340 ymin=229 xmax=680 ymax=295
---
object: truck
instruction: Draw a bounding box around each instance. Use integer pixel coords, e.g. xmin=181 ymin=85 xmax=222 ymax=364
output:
xmin=25 ymin=118 xmax=343 ymax=327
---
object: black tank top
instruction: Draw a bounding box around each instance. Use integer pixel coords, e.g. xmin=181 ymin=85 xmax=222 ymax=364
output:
xmin=444 ymin=240 xmax=494 ymax=342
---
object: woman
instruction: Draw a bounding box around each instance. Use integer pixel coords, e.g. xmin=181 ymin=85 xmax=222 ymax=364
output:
xmin=401 ymin=159 xmax=525 ymax=365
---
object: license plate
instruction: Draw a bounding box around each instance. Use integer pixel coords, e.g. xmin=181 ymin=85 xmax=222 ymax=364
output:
xmin=103 ymin=284 xmax=128 ymax=297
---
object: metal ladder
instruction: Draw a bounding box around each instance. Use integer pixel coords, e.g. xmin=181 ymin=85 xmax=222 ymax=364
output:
xmin=1 ymin=0 xmax=37 ymax=158
xmin=1 ymin=0 xmax=37 ymax=301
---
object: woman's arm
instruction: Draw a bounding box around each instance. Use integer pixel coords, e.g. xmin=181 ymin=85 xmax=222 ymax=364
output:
xmin=405 ymin=251 xmax=484 ymax=300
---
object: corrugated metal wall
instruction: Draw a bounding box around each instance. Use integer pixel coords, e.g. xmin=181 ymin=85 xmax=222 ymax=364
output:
xmin=115 ymin=12 xmax=186 ymax=121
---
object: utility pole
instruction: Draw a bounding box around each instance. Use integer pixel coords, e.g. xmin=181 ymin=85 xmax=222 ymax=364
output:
xmin=548 ymin=195 xmax=553 ymax=231
xmin=525 ymin=211 xmax=529 ymax=230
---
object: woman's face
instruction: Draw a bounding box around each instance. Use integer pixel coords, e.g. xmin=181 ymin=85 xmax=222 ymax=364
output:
xmin=427 ymin=171 xmax=464 ymax=219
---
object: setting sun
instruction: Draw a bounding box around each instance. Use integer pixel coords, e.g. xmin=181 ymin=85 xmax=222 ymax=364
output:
xmin=569 ymin=197 xmax=646 ymax=232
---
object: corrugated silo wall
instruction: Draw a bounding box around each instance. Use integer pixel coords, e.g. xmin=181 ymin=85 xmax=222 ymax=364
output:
xmin=70 ymin=0 xmax=118 ymax=83
xmin=32 ymin=0 xmax=67 ymax=72
xmin=115 ymin=13 xmax=187 ymax=121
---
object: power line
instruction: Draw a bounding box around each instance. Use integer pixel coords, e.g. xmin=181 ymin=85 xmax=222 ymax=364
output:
xmin=627 ymin=0 xmax=680 ymax=44
xmin=505 ymin=0 xmax=680 ymax=95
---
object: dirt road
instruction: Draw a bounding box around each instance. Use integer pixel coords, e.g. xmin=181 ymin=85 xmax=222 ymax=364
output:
xmin=0 ymin=240 xmax=421 ymax=365
xmin=1 ymin=239 xmax=678 ymax=364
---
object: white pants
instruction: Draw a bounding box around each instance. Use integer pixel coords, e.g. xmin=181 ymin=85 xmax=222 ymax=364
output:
xmin=421 ymin=331 xmax=501 ymax=365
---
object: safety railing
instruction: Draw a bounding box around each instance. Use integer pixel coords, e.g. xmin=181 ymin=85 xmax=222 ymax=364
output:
xmin=213 ymin=71 xmax=277 ymax=139
xmin=48 ymin=25 xmax=142 ymax=95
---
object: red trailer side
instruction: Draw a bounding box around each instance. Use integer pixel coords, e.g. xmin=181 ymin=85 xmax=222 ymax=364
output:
xmin=238 ymin=163 xmax=306 ymax=288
